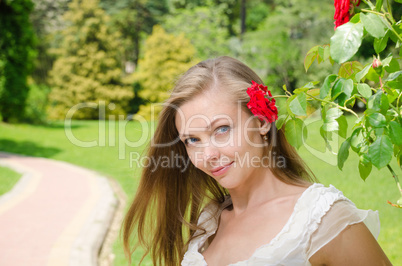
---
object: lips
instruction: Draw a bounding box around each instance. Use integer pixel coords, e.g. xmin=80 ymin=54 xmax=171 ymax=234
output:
xmin=211 ymin=162 xmax=234 ymax=175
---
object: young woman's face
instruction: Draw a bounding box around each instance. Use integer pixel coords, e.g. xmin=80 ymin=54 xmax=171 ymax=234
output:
xmin=174 ymin=88 xmax=271 ymax=189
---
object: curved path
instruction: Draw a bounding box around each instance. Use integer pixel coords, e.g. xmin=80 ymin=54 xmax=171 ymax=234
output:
xmin=0 ymin=152 xmax=119 ymax=266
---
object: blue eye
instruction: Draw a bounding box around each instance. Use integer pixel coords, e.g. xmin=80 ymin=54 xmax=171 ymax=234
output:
xmin=184 ymin=137 xmax=198 ymax=145
xmin=216 ymin=126 xmax=230 ymax=134
xmin=183 ymin=126 xmax=230 ymax=146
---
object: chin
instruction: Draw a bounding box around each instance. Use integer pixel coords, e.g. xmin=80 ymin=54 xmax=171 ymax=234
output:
xmin=217 ymin=178 xmax=240 ymax=190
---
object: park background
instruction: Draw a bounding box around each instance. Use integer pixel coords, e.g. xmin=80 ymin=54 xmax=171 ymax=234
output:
xmin=0 ymin=0 xmax=401 ymax=265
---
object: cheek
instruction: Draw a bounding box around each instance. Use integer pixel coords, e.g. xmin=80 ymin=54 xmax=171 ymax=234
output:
xmin=186 ymin=149 xmax=204 ymax=169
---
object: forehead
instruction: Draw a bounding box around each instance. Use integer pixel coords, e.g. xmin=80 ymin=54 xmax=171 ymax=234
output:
xmin=174 ymin=89 xmax=240 ymax=131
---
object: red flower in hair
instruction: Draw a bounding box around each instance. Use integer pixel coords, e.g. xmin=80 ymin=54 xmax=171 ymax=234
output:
xmin=334 ymin=0 xmax=361 ymax=29
xmin=246 ymin=81 xmax=278 ymax=123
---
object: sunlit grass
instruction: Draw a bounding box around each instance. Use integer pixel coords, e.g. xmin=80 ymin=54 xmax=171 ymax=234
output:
xmin=0 ymin=165 xmax=22 ymax=196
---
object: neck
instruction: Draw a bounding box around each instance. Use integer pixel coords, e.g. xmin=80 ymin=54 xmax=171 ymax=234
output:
xmin=226 ymin=168 xmax=310 ymax=217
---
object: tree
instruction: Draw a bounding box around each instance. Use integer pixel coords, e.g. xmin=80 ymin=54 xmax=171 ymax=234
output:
xmin=47 ymin=0 xmax=133 ymax=120
xmin=0 ymin=0 xmax=36 ymax=123
xmin=163 ymin=3 xmax=230 ymax=59
xmin=133 ymin=25 xmax=198 ymax=120
xmin=30 ymin=0 xmax=70 ymax=84
xmin=100 ymin=0 xmax=170 ymax=65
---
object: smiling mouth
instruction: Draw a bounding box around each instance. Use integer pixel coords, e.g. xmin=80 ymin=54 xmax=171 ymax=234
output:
xmin=211 ymin=161 xmax=234 ymax=175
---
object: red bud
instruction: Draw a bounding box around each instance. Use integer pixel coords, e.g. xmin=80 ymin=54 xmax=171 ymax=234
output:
xmin=372 ymin=58 xmax=382 ymax=69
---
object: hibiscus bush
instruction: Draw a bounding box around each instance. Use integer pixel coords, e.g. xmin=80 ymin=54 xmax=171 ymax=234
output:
xmin=277 ymin=0 xmax=402 ymax=208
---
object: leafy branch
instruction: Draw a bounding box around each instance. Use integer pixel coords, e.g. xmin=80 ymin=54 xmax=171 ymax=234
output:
xmin=282 ymin=0 xmax=402 ymax=207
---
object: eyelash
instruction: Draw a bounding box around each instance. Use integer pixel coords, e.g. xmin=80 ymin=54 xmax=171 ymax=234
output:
xmin=184 ymin=125 xmax=230 ymax=146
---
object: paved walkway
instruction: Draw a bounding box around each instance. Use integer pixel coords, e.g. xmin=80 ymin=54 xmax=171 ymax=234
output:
xmin=0 ymin=152 xmax=119 ymax=266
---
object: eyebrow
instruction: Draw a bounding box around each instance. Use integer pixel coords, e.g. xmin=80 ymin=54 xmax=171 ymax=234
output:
xmin=179 ymin=118 xmax=226 ymax=138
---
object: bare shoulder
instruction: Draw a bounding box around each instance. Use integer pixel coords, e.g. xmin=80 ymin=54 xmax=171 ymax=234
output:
xmin=309 ymin=222 xmax=392 ymax=266
xmin=275 ymin=181 xmax=313 ymax=199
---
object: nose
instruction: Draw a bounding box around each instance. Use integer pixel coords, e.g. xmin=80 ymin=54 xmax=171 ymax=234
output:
xmin=203 ymin=145 xmax=220 ymax=162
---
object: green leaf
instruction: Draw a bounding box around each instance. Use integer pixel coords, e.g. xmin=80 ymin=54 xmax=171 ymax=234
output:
xmin=330 ymin=22 xmax=364 ymax=64
xmin=375 ymin=0 xmax=383 ymax=11
xmin=304 ymin=81 xmax=320 ymax=88
xmin=320 ymin=126 xmax=335 ymax=152
xmin=367 ymin=90 xmax=388 ymax=114
xmin=284 ymin=118 xmax=306 ymax=149
xmin=385 ymin=88 xmax=398 ymax=103
xmin=293 ymin=81 xmax=319 ymax=93
xmin=289 ymin=93 xmax=307 ymax=116
xmin=350 ymin=127 xmax=364 ymax=152
xmin=304 ymin=45 xmax=319 ymax=72
xmin=355 ymin=64 xmax=372 ymax=82
xmin=358 ymin=159 xmax=372 ymax=181
xmin=360 ymin=152 xmax=370 ymax=164
xmin=336 ymin=115 xmax=348 ymax=139
xmin=317 ymin=46 xmax=325 ymax=64
xmin=368 ymin=135 xmax=393 ymax=169
xmin=386 ymin=109 xmax=398 ymax=122
xmin=322 ymin=119 xmax=339 ymax=132
xmin=389 ymin=120 xmax=402 ymax=145
xmin=338 ymin=138 xmax=351 ymax=170
xmin=293 ymin=87 xmax=309 ymax=94
xmin=386 ymin=80 xmax=402 ymax=90
xmin=356 ymin=83 xmax=372 ymax=99
xmin=366 ymin=67 xmax=380 ymax=83
xmin=394 ymin=144 xmax=400 ymax=156
xmin=390 ymin=24 xmax=402 ymax=42
xmin=323 ymin=44 xmax=332 ymax=62
xmin=381 ymin=55 xmax=392 ymax=67
xmin=374 ymin=31 xmax=389 ymax=54
xmin=350 ymin=13 xmax=360 ymax=24
xmin=326 ymin=108 xmax=343 ymax=119
xmin=344 ymin=95 xmax=356 ymax=108
xmin=360 ymin=13 xmax=387 ymax=38
xmin=331 ymin=78 xmax=354 ymax=106
xmin=338 ymin=61 xmax=363 ymax=79
xmin=286 ymin=94 xmax=297 ymax=117
xmin=384 ymin=58 xmax=400 ymax=73
xmin=275 ymin=115 xmax=287 ymax=130
xmin=384 ymin=70 xmax=402 ymax=81
xmin=320 ymin=74 xmax=337 ymax=99
xmin=322 ymin=108 xmax=342 ymax=132
xmin=367 ymin=112 xmax=387 ymax=128
xmin=374 ymin=127 xmax=385 ymax=137
xmin=307 ymin=88 xmax=320 ymax=97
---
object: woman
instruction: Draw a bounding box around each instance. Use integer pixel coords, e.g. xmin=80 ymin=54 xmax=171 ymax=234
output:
xmin=122 ymin=56 xmax=391 ymax=265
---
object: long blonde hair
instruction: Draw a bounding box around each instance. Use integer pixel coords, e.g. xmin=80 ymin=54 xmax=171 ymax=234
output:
xmin=122 ymin=56 xmax=316 ymax=265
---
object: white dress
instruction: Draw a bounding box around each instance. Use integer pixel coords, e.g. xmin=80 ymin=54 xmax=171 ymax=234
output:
xmin=181 ymin=183 xmax=380 ymax=266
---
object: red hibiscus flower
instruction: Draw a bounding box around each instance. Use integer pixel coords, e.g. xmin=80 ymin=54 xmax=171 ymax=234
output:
xmin=246 ymin=81 xmax=278 ymax=123
xmin=334 ymin=0 xmax=361 ymax=29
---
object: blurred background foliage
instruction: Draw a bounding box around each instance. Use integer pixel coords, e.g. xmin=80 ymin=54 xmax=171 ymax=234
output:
xmin=0 ymin=0 xmax=348 ymax=123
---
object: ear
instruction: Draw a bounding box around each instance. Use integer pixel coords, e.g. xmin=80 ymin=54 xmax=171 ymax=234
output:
xmin=258 ymin=119 xmax=271 ymax=135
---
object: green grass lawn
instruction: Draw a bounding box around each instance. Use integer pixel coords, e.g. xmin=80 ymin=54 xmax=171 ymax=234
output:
xmin=0 ymin=165 xmax=22 ymax=196
xmin=0 ymin=115 xmax=401 ymax=265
